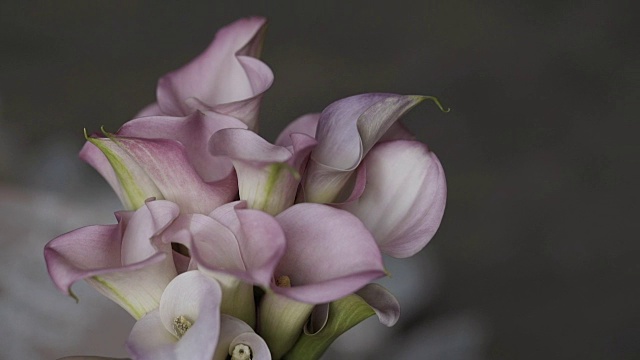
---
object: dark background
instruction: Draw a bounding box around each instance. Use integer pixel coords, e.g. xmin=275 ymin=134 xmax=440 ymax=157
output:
xmin=0 ymin=1 xmax=637 ymax=359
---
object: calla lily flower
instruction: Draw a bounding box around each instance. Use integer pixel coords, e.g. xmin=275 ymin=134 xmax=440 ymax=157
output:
xmin=44 ymin=199 xmax=180 ymax=319
xmin=271 ymin=203 xmax=385 ymax=303
xmin=155 ymin=201 xmax=287 ymax=326
xmin=80 ymin=131 xmax=237 ymax=214
xmin=43 ymin=15 xmax=452 ymax=359
xmin=258 ymin=203 xmax=386 ymax=358
xmin=126 ymin=271 xmax=222 ymax=360
xmin=210 ymin=128 xmax=317 ymax=215
xmin=214 ymin=315 xmax=271 ymax=360
xmin=338 ymin=140 xmax=447 ymax=258
xmin=140 ymin=17 xmax=273 ymax=131
xmin=127 ymin=271 xmax=271 ymax=360
xmin=303 ymin=93 xmax=446 ymax=203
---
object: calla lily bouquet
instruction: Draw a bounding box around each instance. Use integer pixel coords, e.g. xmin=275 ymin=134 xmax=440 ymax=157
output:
xmin=44 ymin=17 xmax=448 ymax=360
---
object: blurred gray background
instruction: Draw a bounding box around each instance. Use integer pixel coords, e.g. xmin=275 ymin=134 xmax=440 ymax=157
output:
xmin=0 ymin=1 xmax=637 ymax=359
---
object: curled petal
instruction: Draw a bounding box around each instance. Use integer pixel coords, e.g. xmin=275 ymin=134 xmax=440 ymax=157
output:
xmin=154 ymin=212 xmax=253 ymax=324
xmin=44 ymin=200 xmax=179 ymax=319
xmin=127 ymin=271 xmax=223 ymax=360
xmin=159 ymin=202 xmax=286 ymax=289
xmin=214 ymin=315 xmax=271 ymax=360
xmin=120 ymin=199 xmax=180 ymax=265
xmin=119 ymin=111 xmax=247 ymax=182
xmin=210 ymin=129 xmax=316 ymax=215
xmin=156 ymin=202 xmax=286 ymax=325
xmin=304 ymin=93 xmax=431 ymax=203
xmin=275 ymin=113 xmax=320 ymax=147
xmin=284 ymin=284 xmax=398 ymax=360
xmin=156 ymin=17 xmax=272 ymax=130
xmin=206 ymin=56 xmax=273 ymax=130
xmin=339 ymin=141 xmax=446 ymax=257
xmin=355 ymin=283 xmax=400 ymax=327
xmin=209 ymin=202 xmax=287 ymax=287
xmin=273 ymin=203 xmax=385 ymax=303
xmin=84 ymin=134 xmax=236 ymax=214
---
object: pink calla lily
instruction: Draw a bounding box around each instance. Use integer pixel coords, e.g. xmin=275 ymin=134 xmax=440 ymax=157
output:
xmin=44 ymin=200 xmax=180 ymax=319
xmin=126 ymin=271 xmax=222 ymax=360
xmin=258 ymin=203 xmax=386 ymax=358
xmin=118 ymin=110 xmax=248 ymax=182
xmin=214 ymin=315 xmax=272 ymax=360
xmin=210 ymin=128 xmax=317 ymax=215
xmin=272 ymin=203 xmax=385 ymax=303
xmin=155 ymin=201 xmax=287 ymax=326
xmin=43 ymin=14 xmax=452 ymax=359
xmin=81 ymin=132 xmax=237 ymax=214
xmin=147 ymin=17 xmax=273 ymax=131
xmin=339 ymin=140 xmax=447 ymax=258
xmin=303 ymin=93 xmax=442 ymax=203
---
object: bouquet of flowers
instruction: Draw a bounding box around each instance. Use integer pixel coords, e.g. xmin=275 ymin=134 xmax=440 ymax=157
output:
xmin=44 ymin=17 xmax=448 ymax=360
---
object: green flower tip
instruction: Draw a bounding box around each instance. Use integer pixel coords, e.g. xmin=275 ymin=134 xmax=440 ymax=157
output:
xmin=84 ymin=126 xmax=116 ymax=143
xmin=100 ymin=126 xmax=115 ymax=139
xmin=411 ymin=95 xmax=451 ymax=113
xmin=69 ymin=288 xmax=79 ymax=303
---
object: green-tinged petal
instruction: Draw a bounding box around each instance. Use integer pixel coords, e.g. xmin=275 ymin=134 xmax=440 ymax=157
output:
xmin=44 ymin=200 xmax=180 ymax=319
xmin=258 ymin=292 xmax=315 ymax=360
xmin=86 ymin=133 xmax=237 ymax=214
xmin=83 ymin=134 xmax=161 ymax=210
xmin=210 ymin=129 xmax=316 ymax=215
xmin=283 ymin=284 xmax=399 ymax=360
xmin=200 ymin=271 xmax=256 ymax=328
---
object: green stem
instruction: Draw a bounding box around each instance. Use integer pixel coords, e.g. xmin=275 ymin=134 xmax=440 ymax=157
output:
xmin=282 ymin=293 xmax=375 ymax=360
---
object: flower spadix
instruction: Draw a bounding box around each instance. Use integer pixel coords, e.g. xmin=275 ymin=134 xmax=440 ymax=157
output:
xmin=210 ymin=129 xmax=317 ymax=215
xmin=44 ymin=199 xmax=179 ymax=319
xmin=142 ymin=17 xmax=273 ymax=131
xmin=214 ymin=315 xmax=271 ymax=360
xmin=303 ymin=93 xmax=446 ymax=203
xmin=126 ymin=271 xmax=222 ymax=360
